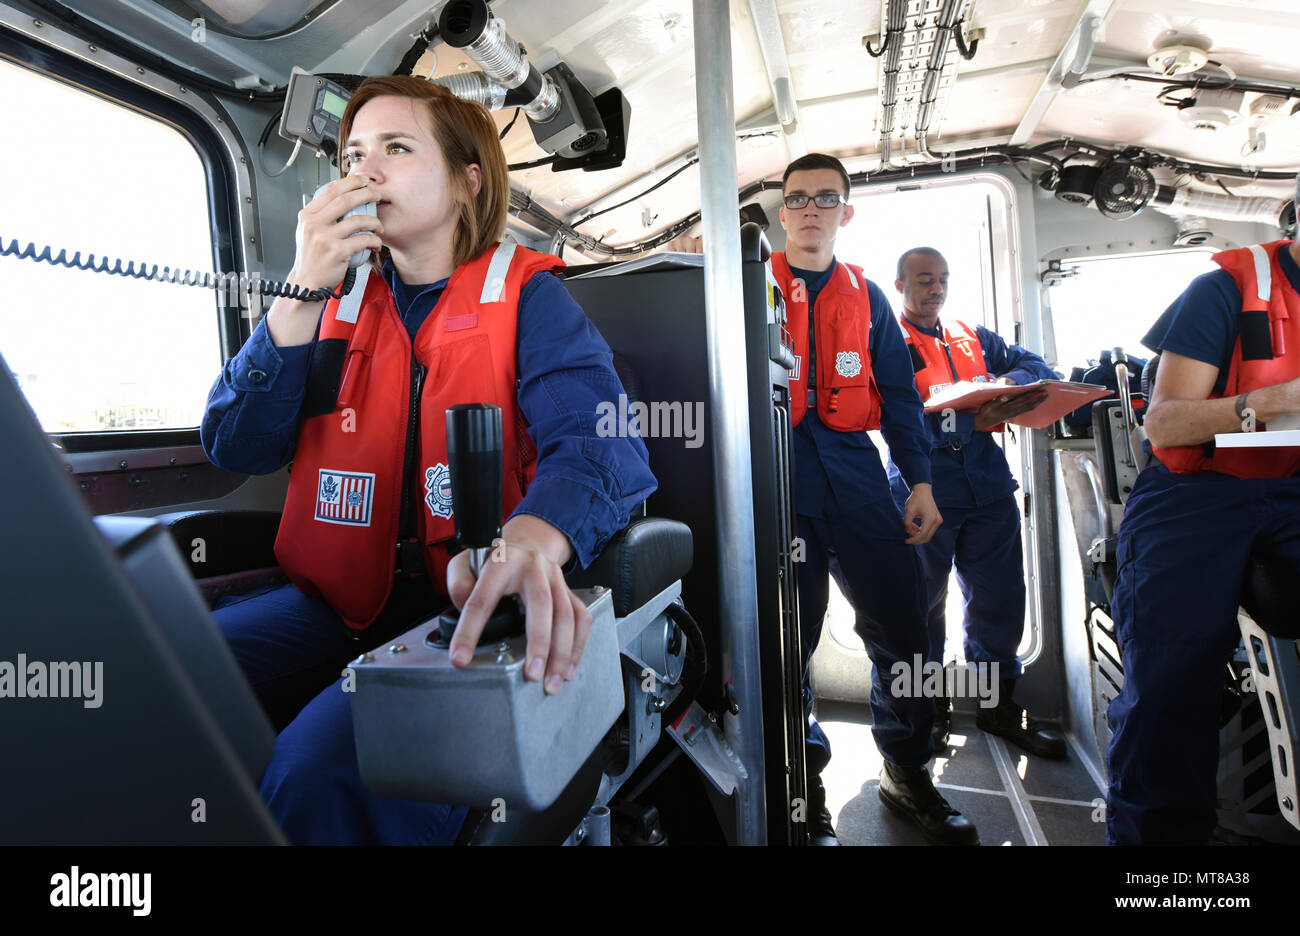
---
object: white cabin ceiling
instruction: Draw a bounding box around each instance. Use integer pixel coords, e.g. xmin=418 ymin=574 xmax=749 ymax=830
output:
xmin=30 ymin=0 xmax=1300 ymax=248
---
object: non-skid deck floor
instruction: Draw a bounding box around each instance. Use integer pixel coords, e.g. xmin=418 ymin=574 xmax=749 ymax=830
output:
xmin=818 ymin=700 xmax=1108 ymax=846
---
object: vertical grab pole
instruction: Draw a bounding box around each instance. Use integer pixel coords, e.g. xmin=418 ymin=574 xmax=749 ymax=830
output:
xmin=692 ymin=0 xmax=767 ymax=845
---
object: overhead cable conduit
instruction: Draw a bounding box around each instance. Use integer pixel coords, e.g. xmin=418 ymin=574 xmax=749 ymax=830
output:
xmin=873 ymin=0 xmax=909 ymax=168
xmin=916 ymin=0 xmax=972 ymax=160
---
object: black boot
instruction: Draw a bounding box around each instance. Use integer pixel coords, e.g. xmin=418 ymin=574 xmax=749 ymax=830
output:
xmin=807 ymin=774 xmax=839 ymax=846
xmin=932 ymin=694 xmax=952 ymax=752
xmin=976 ymin=678 xmax=1067 ymax=759
xmin=878 ymin=762 xmax=979 ymax=845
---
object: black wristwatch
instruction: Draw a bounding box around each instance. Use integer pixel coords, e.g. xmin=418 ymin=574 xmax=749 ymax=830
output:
xmin=1234 ymin=392 xmax=1252 ymax=422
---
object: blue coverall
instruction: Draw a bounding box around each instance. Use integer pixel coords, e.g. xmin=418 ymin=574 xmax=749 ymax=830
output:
xmin=202 ymin=259 xmax=656 ymax=844
xmin=1106 ymin=246 xmax=1300 ymax=845
xmin=789 ymin=259 xmax=936 ymax=773
xmin=887 ymin=323 xmax=1057 ymax=680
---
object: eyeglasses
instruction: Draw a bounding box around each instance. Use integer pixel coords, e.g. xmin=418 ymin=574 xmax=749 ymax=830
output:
xmin=783 ymin=192 xmax=848 ymax=210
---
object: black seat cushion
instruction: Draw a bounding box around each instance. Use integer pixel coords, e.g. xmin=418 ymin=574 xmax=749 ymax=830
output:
xmin=1240 ymin=554 xmax=1300 ymax=639
xmin=152 ymin=509 xmax=281 ymax=577
xmin=567 ymin=517 xmax=693 ymax=616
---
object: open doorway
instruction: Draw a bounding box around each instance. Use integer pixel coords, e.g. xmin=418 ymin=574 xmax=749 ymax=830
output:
xmin=810 ymin=176 xmax=1030 ymax=702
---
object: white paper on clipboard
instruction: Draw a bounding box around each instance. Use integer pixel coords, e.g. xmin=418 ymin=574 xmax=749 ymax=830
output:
xmin=1214 ymin=413 xmax=1300 ymax=448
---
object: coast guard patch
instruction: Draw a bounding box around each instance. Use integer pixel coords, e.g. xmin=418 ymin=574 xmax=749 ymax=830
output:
xmin=835 ymin=351 xmax=862 ymax=378
xmin=315 ymin=469 xmax=375 ymax=526
xmin=425 ymin=463 xmax=454 ymax=519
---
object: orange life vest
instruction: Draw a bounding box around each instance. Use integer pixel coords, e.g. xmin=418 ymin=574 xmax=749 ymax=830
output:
xmin=770 ymin=252 xmax=882 ymax=431
xmin=899 ymin=315 xmax=1002 ymax=433
xmin=274 ymin=242 xmax=564 ymax=629
xmin=1150 ymin=240 xmax=1300 ymax=479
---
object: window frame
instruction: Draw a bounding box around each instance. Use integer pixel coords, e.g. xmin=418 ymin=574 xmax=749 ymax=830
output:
xmin=0 ymin=26 xmax=243 ymax=453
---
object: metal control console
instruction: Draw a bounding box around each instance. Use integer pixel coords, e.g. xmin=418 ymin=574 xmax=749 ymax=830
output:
xmin=350 ymin=587 xmax=624 ymax=812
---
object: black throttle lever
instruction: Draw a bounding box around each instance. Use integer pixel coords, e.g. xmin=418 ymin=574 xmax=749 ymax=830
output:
xmin=427 ymin=403 xmax=526 ymax=650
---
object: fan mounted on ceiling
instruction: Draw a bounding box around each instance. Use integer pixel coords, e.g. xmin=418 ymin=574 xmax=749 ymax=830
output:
xmin=1093 ymin=159 xmax=1157 ymax=220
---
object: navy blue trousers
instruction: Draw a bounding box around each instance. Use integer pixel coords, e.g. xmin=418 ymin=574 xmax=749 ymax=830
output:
xmin=907 ymin=495 xmax=1027 ymax=678
xmin=214 ymin=581 xmax=467 ymax=845
xmin=797 ymin=497 xmax=934 ymax=773
xmin=1106 ymin=462 xmax=1300 ymax=845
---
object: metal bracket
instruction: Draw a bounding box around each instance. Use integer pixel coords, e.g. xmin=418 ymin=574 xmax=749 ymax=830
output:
xmin=667 ymin=700 xmax=749 ymax=797
xmin=1041 ymin=258 xmax=1081 ymax=287
xmin=1237 ymin=613 xmax=1300 ymax=830
xmin=1105 ymin=406 xmax=1141 ymax=502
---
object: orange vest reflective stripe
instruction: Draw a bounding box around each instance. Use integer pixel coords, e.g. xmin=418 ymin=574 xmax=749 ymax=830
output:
xmin=274 ymin=243 xmax=564 ymax=629
xmin=771 ymin=252 xmax=882 ymax=431
xmin=899 ymin=315 xmax=1001 ymax=433
xmin=1150 ymin=240 xmax=1300 ymax=479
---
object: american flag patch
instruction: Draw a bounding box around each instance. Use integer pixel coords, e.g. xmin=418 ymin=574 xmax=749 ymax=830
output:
xmin=314 ymin=469 xmax=375 ymax=526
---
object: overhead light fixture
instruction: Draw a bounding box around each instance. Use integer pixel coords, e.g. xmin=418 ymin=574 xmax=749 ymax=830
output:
xmin=1177 ymin=88 xmax=1245 ymax=131
xmin=747 ymin=0 xmax=800 ymax=133
xmin=1147 ymin=43 xmax=1209 ymax=77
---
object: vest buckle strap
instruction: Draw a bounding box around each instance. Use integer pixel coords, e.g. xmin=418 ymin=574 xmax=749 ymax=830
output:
xmin=395 ymin=538 xmax=427 ymax=579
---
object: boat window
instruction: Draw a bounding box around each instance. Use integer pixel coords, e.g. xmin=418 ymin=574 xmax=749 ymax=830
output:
xmin=0 ymin=58 xmax=221 ymax=433
xmin=1047 ymin=249 xmax=1219 ymax=374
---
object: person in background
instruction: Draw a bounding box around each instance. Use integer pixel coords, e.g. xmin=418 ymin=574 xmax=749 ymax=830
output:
xmin=1107 ymin=174 xmax=1300 ymax=845
xmin=771 ymin=155 xmax=976 ymax=846
xmin=888 ymin=246 xmax=1065 ymax=759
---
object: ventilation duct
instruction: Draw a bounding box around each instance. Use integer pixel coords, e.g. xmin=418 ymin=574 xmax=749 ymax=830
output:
xmin=1151 ymin=187 xmax=1292 ymax=228
xmin=430 ymin=72 xmax=509 ymax=111
xmin=439 ymin=0 xmax=560 ymax=122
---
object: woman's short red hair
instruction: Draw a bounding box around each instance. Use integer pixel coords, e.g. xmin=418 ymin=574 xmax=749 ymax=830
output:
xmin=339 ymin=75 xmax=510 ymax=267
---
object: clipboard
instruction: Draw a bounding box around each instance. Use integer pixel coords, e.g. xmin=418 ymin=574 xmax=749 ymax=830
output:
xmin=1214 ymin=413 xmax=1300 ymax=448
xmin=922 ymin=380 xmax=1113 ymax=430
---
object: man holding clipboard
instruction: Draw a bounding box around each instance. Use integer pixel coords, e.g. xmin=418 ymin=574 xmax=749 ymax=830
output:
xmin=887 ymin=247 xmax=1067 ymax=759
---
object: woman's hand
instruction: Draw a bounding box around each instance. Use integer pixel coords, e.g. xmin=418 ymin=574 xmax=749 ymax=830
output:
xmin=446 ymin=514 xmax=592 ymax=695
xmin=289 ymin=176 xmax=384 ymax=290
xmin=266 ymin=176 xmax=384 ymax=347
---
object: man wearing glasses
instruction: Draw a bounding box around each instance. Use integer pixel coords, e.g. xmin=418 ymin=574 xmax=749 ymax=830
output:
xmin=771 ymin=153 xmax=977 ymax=846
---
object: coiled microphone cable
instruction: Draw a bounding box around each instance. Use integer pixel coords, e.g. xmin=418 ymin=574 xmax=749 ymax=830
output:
xmin=0 ymin=234 xmax=354 ymax=303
